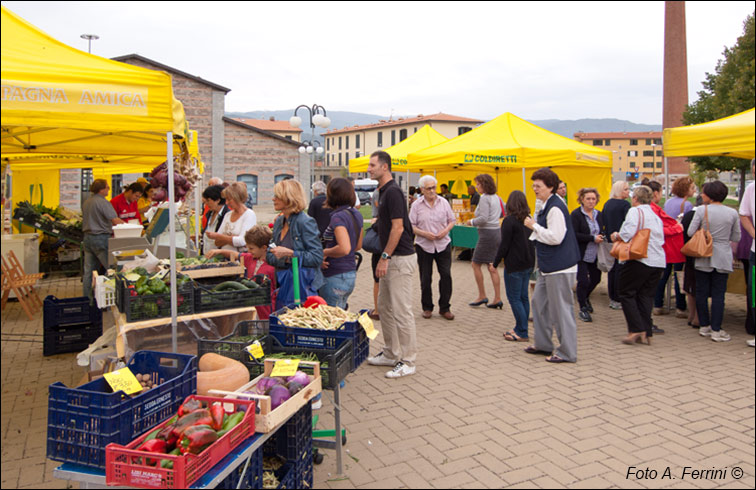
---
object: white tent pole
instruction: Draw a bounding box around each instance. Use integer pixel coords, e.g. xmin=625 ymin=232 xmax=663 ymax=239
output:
xmin=194 ymin=162 xmax=200 ymax=253
xmin=167 ymin=133 xmax=177 ymax=353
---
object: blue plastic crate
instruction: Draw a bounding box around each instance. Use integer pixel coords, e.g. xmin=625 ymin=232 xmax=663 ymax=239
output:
xmin=219 ymin=446 xmax=263 ymax=489
xmin=269 ymin=305 xmax=370 ymax=372
xmin=47 ymin=350 xmax=197 ymax=469
xmin=43 ymin=295 xmax=102 ymax=329
xmin=277 ymin=462 xmax=296 ymax=489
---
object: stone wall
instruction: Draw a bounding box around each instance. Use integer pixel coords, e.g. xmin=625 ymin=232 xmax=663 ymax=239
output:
xmin=224 ymin=120 xmax=303 ymax=209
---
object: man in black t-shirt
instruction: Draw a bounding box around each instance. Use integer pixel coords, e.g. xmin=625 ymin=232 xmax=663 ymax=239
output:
xmin=366 ymin=150 xmax=418 ymax=378
xmin=307 ymin=180 xmax=332 ymax=239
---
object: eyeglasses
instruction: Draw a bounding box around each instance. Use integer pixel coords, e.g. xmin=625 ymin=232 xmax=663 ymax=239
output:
xmin=423 ymin=187 xmax=436 ymax=191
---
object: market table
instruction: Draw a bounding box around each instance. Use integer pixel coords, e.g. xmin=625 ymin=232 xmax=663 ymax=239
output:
xmin=53 ymin=422 xmax=277 ymax=489
xmin=450 ymin=224 xmax=478 ymax=249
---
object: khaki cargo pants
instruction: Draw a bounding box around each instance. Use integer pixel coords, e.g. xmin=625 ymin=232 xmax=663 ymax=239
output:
xmin=377 ymin=254 xmax=418 ymax=367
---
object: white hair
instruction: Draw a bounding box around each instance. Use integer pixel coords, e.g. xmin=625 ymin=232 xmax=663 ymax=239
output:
xmin=417 ymin=175 xmax=437 ymax=189
xmin=312 ymin=181 xmax=327 ymax=195
xmin=208 ymin=177 xmax=223 ymax=186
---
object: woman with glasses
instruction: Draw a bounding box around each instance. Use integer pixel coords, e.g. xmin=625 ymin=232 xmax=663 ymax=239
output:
xmin=410 ymin=175 xmax=457 ymax=320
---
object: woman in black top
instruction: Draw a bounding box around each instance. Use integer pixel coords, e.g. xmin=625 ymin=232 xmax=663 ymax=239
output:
xmin=602 ymin=181 xmax=631 ymax=309
xmin=570 ymin=188 xmax=605 ymax=322
xmin=681 ymin=195 xmax=703 ymax=328
xmin=495 ymin=190 xmax=535 ymax=341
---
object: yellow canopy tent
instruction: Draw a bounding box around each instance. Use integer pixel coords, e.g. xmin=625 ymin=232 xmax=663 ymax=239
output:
xmin=348 ymin=124 xmax=449 ymax=173
xmin=663 ymin=108 xmax=755 ymax=159
xmin=406 ymin=112 xmax=613 ymax=210
xmin=1 ymin=6 xmax=194 ymax=343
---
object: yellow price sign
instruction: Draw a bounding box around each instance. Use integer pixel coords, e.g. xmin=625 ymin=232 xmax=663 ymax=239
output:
xmin=359 ymin=312 xmax=380 ymax=340
xmin=270 ymin=359 xmax=300 ymax=378
xmin=245 ymin=341 xmax=265 ymax=361
xmin=103 ymin=367 xmax=144 ymax=395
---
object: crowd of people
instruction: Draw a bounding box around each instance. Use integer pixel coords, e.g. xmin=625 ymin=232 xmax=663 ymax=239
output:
xmin=82 ymin=154 xmax=756 ymax=377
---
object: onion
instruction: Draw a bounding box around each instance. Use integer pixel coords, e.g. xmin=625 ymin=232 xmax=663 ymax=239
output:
xmin=255 ymin=377 xmax=282 ymax=395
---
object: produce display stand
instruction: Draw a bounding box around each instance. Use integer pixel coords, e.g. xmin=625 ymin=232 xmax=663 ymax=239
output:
xmin=53 ymin=419 xmax=277 ymax=489
xmin=450 ymin=224 xmax=478 ymax=249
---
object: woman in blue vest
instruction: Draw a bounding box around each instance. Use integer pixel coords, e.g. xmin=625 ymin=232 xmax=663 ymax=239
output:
xmin=523 ymin=168 xmax=581 ymax=363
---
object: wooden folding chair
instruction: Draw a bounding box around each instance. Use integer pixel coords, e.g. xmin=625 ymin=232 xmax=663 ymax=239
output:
xmin=1 ymin=250 xmax=44 ymax=321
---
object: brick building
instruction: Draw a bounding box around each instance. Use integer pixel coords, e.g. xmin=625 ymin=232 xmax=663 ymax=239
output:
xmin=58 ymin=54 xmax=306 ymax=212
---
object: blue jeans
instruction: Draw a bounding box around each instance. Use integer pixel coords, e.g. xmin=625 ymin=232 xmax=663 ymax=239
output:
xmin=695 ymin=269 xmax=729 ymax=331
xmin=319 ymin=271 xmax=356 ymax=309
xmin=82 ymin=234 xmax=110 ymax=302
xmin=654 ymin=262 xmax=686 ymax=310
xmin=503 ymin=268 xmax=532 ymax=339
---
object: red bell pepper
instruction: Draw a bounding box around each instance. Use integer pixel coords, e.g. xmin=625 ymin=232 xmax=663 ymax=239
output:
xmin=171 ymin=409 xmax=212 ymax=439
xmin=178 ymin=425 xmax=218 ymax=455
xmin=177 ymin=398 xmax=202 ymax=417
xmin=209 ymin=403 xmax=225 ymax=431
xmin=138 ymin=438 xmax=167 ymax=466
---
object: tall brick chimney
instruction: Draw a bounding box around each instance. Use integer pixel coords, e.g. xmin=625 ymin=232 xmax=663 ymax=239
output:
xmin=663 ymin=1 xmax=690 ymax=177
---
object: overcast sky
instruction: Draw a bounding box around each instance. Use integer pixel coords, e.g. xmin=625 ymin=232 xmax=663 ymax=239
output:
xmin=3 ymin=1 xmax=753 ymax=124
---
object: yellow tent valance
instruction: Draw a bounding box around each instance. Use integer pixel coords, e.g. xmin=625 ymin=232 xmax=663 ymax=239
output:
xmin=406 ymin=112 xmax=612 ymax=172
xmin=348 ymin=125 xmax=449 ymax=173
xmin=663 ymin=108 xmax=755 ymax=159
xmin=1 ymin=6 xmax=188 ymax=159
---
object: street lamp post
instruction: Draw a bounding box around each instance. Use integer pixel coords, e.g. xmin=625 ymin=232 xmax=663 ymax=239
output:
xmin=80 ymin=33 xmax=99 ymax=53
xmin=651 ymin=143 xmax=657 ymax=181
xmin=290 ymin=105 xmax=330 ymax=186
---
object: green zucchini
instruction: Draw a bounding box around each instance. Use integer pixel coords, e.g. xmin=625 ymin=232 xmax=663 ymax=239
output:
xmin=213 ymin=281 xmax=248 ymax=292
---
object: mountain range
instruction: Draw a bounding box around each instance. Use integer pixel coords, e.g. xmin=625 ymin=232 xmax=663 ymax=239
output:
xmin=225 ymin=110 xmax=662 ymax=141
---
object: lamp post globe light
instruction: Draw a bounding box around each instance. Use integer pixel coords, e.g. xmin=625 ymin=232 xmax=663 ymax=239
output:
xmin=80 ymin=33 xmax=99 ymax=53
xmin=290 ymin=104 xmax=329 ymax=185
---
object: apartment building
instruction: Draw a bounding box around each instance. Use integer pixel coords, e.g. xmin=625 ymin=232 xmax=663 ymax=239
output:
xmin=323 ymin=113 xmax=484 ymax=171
xmin=573 ymin=131 xmax=678 ymax=182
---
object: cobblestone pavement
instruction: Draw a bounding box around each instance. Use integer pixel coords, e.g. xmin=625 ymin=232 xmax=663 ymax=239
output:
xmin=1 ymin=258 xmax=754 ymax=489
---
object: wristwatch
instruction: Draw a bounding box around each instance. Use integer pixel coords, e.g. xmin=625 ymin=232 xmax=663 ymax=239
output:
xmin=381 ymin=252 xmax=392 ymax=260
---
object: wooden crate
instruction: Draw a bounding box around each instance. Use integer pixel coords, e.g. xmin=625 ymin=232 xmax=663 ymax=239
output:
xmin=221 ymin=358 xmax=322 ymax=433
xmin=177 ymin=263 xmax=245 ymax=279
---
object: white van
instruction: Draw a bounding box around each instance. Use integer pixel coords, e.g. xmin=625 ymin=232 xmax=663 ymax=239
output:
xmin=353 ymin=179 xmax=378 ymax=206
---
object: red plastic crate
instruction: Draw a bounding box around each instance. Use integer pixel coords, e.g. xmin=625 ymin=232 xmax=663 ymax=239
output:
xmin=105 ymin=395 xmax=255 ymax=489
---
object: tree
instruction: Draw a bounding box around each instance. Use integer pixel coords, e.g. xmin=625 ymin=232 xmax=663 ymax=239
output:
xmin=682 ymin=12 xmax=754 ymax=202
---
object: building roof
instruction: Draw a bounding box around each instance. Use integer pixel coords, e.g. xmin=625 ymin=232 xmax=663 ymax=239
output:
xmin=112 ymin=54 xmax=232 ymax=93
xmin=231 ymin=118 xmax=302 ymax=133
xmin=222 ymin=117 xmax=302 ymax=147
xmin=323 ymin=112 xmax=484 ymax=135
xmin=574 ymin=131 xmax=663 ymax=140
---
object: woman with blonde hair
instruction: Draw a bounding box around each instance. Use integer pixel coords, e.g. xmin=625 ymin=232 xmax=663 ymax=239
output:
xmin=267 ymin=179 xmax=324 ymax=309
xmin=611 ymin=185 xmax=665 ymax=345
xmin=602 ymin=180 xmax=631 ymax=309
xmin=206 ymin=181 xmax=257 ymax=253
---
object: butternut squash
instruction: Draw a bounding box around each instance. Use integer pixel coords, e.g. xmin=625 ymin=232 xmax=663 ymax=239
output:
xmin=196 ymin=353 xmax=250 ymax=396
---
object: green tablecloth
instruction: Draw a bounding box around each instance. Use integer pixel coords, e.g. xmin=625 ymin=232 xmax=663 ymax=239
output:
xmin=450 ymin=225 xmax=478 ymax=249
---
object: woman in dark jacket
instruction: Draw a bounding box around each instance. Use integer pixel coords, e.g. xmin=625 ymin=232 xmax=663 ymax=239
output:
xmin=570 ymin=188 xmax=605 ymax=322
xmin=267 ymin=179 xmax=324 ymax=310
xmin=495 ymin=190 xmax=535 ymax=342
xmin=602 ymin=181 xmax=632 ymax=310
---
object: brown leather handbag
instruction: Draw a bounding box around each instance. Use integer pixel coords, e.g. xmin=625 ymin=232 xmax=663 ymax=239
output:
xmin=610 ymin=208 xmax=650 ymax=261
xmin=681 ymin=205 xmax=713 ymax=258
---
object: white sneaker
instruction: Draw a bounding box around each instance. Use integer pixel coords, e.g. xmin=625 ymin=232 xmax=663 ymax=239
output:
xmin=699 ymin=326 xmax=714 ymax=337
xmin=367 ymin=352 xmax=398 ymax=367
xmin=609 ymin=301 xmax=623 ymax=310
xmin=747 ymin=338 xmax=755 ymax=347
xmin=710 ymin=330 xmax=731 ymax=342
xmin=385 ymin=362 xmax=415 ymax=379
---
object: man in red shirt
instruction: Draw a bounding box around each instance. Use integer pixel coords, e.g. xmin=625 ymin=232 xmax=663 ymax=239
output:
xmin=110 ymin=183 xmax=143 ymax=223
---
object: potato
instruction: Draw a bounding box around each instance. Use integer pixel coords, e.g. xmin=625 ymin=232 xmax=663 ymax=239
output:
xmin=135 ymin=373 xmax=143 ymax=381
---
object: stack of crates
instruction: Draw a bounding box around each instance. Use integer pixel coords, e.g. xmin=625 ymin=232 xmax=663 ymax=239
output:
xmin=43 ymin=296 xmax=103 ymax=357
xmin=263 ymin=403 xmax=314 ymax=489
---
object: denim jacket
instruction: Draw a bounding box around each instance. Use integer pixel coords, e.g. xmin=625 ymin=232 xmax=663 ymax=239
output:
xmin=267 ymin=211 xmax=324 ymax=291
